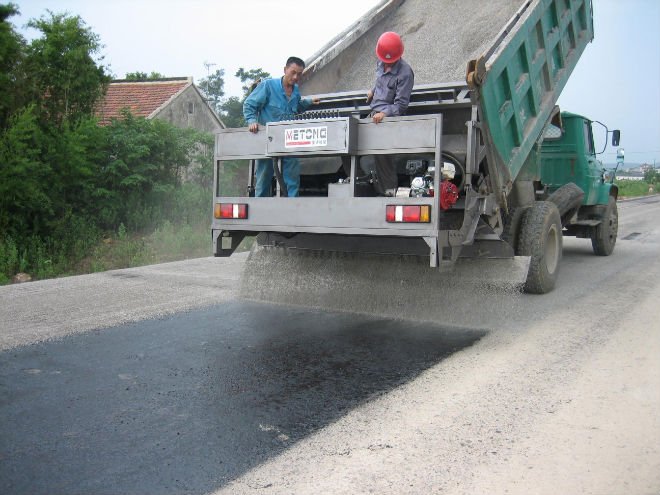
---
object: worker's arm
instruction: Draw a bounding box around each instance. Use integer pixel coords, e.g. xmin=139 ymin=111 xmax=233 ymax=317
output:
xmin=388 ymin=71 xmax=414 ymax=117
xmin=243 ymin=81 xmax=269 ymax=133
xmin=391 ymin=75 xmax=414 ymax=116
xmin=299 ymin=96 xmax=320 ymax=112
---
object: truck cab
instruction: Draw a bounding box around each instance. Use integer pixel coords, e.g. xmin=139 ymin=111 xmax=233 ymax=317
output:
xmin=540 ymin=112 xmax=619 ymax=205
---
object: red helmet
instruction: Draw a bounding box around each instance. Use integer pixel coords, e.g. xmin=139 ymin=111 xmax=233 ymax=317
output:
xmin=376 ymin=31 xmax=404 ymax=63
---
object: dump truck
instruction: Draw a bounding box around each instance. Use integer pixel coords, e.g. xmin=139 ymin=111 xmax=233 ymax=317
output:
xmin=211 ymin=0 xmax=620 ymax=300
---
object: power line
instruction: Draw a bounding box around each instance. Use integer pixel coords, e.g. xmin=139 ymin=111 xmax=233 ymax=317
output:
xmin=603 ymin=150 xmax=660 ymax=155
xmin=608 ymin=150 xmax=660 ymax=154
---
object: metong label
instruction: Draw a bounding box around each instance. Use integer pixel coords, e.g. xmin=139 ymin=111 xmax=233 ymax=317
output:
xmin=284 ymin=126 xmax=328 ymax=148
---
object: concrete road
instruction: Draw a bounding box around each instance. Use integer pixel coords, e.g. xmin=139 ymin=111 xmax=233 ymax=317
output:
xmin=1 ymin=197 xmax=659 ymax=494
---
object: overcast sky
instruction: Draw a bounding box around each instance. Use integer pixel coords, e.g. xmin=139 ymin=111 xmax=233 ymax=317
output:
xmin=13 ymin=0 xmax=660 ymax=165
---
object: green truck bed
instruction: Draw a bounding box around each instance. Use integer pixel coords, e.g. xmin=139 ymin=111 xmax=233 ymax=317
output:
xmin=473 ymin=0 xmax=594 ymax=184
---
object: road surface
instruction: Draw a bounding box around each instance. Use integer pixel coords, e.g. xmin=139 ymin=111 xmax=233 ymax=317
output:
xmin=1 ymin=197 xmax=659 ymax=494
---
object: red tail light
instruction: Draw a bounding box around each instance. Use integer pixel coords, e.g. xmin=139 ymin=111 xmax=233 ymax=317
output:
xmin=385 ymin=205 xmax=431 ymax=223
xmin=214 ymin=203 xmax=248 ymax=219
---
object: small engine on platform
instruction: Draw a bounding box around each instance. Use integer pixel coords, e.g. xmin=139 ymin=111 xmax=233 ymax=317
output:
xmin=406 ymin=159 xmax=435 ymax=198
xmin=399 ymin=159 xmax=460 ymax=210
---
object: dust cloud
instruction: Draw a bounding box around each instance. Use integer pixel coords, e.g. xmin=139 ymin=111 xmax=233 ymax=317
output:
xmin=240 ymin=246 xmax=527 ymax=330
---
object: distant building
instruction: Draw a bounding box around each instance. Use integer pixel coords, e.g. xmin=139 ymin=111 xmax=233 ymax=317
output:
xmin=616 ymin=171 xmax=644 ymax=181
xmin=96 ymin=77 xmax=224 ymax=133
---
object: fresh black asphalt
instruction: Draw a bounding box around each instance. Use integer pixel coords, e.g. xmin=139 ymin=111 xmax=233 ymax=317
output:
xmin=0 ymin=301 xmax=485 ymax=494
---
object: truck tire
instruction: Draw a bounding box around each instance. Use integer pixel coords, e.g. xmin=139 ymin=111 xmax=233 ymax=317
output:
xmin=591 ymin=196 xmax=618 ymax=256
xmin=547 ymin=182 xmax=584 ymax=225
xmin=518 ymin=201 xmax=563 ymax=294
xmin=501 ymin=206 xmax=528 ymax=253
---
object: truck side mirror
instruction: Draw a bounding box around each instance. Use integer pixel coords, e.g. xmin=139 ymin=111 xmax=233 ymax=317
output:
xmin=612 ymin=130 xmax=620 ymax=147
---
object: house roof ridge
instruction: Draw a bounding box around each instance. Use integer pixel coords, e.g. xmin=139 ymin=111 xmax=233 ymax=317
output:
xmin=96 ymin=78 xmax=192 ymax=125
xmin=147 ymin=79 xmax=194 ymax=119
xmin=96 ymin=76 xmax=224 ymax=129
xmin=110 ymin=77 xmax=192 ymax=84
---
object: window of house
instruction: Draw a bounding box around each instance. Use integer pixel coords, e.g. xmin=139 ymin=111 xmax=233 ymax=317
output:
xmin=188 ymin=102 xmax=195 ymax=114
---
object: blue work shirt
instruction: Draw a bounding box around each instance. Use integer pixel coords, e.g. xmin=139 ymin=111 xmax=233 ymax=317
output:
xmin=370 ymin=58 xmax=415 ymax=117
xmin=243 ymin=77 xmax=313 ymax=125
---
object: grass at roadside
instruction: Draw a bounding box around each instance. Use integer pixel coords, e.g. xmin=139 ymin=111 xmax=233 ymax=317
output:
xmin=76 ymin=221 xmax=254 ymax=275
xmin=616 ymin=179 xmax=656 ymax=199
xmin=1 ymin=220 xmax=254 ymax=285
xmin=77 ymin=221 xmax=210 ymax=273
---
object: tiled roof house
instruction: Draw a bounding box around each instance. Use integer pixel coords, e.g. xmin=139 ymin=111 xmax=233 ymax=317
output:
xmin=97 ymin=77 xmax=224 ymax=133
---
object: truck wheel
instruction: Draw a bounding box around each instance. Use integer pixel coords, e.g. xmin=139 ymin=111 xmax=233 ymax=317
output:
xmin=518 ymin=201 xmax=563 ymax=294
xmin=591 ymin=196 xmax=618 ymax=256
xmin=501 ymin=206 xmax=528 ymax=253
xmin=547 ymin=182 xmax=584 ymax=223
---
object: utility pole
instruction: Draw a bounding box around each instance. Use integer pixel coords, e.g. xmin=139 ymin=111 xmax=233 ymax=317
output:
xmin=203 ymin=61 xmax=217 ymax=80
xmin=202 ymin=61 xmax=220 ymax=115
xmin=202 ymin=61 xmax=217 ymax=107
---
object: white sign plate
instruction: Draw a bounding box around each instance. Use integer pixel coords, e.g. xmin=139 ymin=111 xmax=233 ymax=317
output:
xmin=284 ymin=126 xmax=328 ymax=148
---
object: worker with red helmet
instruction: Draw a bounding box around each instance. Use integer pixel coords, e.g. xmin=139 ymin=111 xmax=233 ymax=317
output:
xmin=366 ymin=31 xmax=415 ymax=196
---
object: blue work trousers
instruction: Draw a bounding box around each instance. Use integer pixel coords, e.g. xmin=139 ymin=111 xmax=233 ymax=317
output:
xmin=255 ymin=158 xmax=300 ymax=197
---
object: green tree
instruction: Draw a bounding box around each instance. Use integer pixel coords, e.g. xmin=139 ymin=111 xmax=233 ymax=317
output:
xmin=0 ymin=9 xmax=222 ymax=282
xmin=198 ymin=68 xmax=225 ymax=114
xmin=0 ymin=3 xmax=27 ymax=129
xmin=95 ymin=111 xmax=211 ymax=230
xmin=124 ymin=71 xmax=165 ymax=81
xmin=0 ymin=104 xmax=51 ymax=238
xmin=218 ymin=96 xmax=244 ymax=128
xmin=235 ymin=67 xmax=270 ymax=95
xmin=643 ymin=168 xmax=659 ymax=184
xmin=215 ymin=67 xmax=271 ymax=128
xmin=25 ymin=11 xmax=110 ymax=126
xmin=0 ymin=107 xmax=106 ymax=242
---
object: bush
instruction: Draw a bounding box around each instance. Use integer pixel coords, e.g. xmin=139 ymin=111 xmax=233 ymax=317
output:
xmin=0 ymin=236 xmax=20 ymax=283
xmin=0 ymin=8 xmax=218 ymax=284
xmin=147 ymin=220 xmax=210 ymax=261
xmin=616 ymin=179 xmax=654 ymax=198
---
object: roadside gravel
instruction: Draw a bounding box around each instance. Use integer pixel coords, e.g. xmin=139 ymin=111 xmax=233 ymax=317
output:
xmin=0 ymin=254 xmax=246 ymax=351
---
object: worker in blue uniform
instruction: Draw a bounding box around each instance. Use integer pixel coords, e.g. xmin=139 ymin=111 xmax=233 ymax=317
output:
xmin=243 ymin=56 xmax=319 ymax=197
